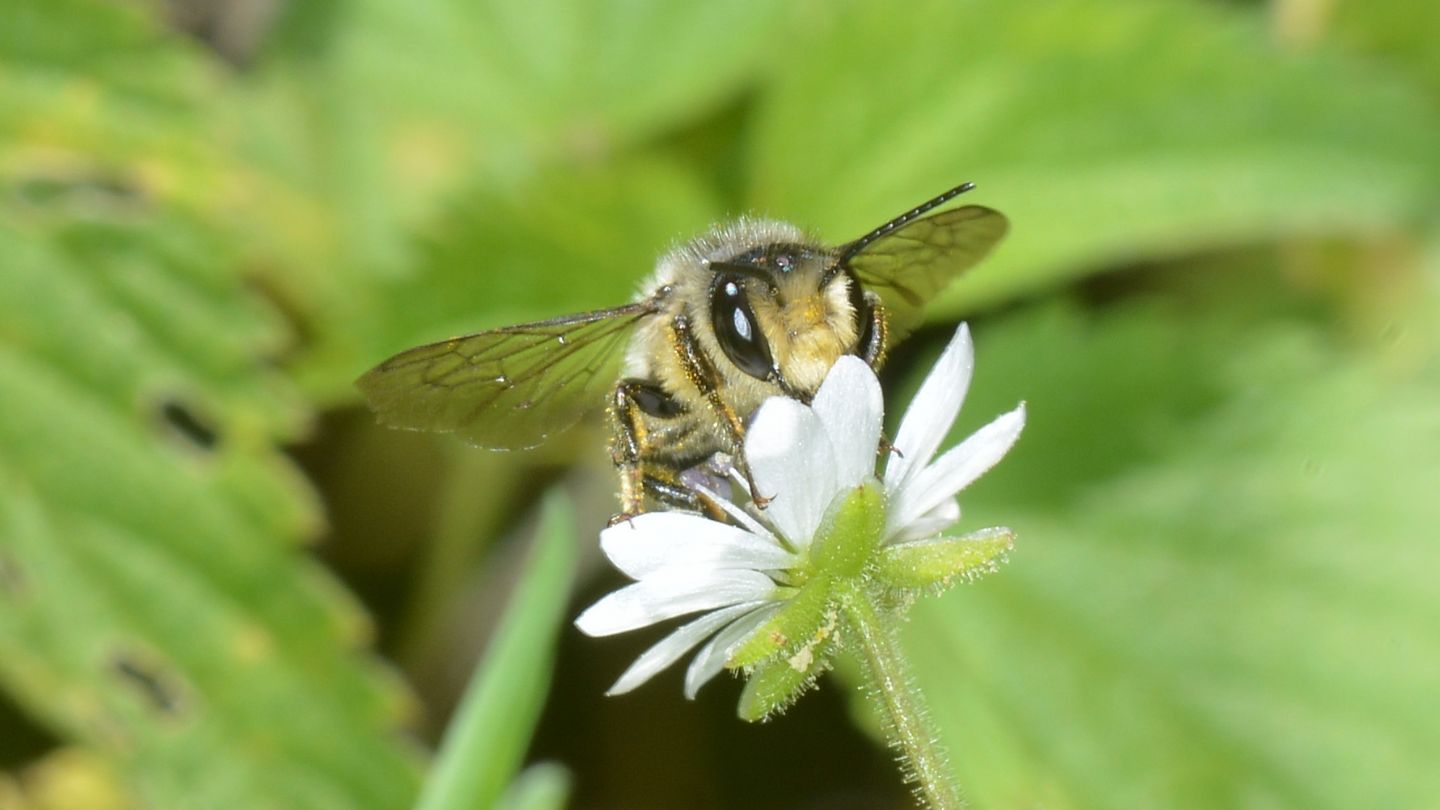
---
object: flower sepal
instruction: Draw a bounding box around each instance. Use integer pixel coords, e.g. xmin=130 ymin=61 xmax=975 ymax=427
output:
xmin=725 ymin=575 xmax=836 ymax=671
xmin=810 ymin=480 xmax=886 ymax=578
xmin=877 ymin=526 xmax=1015 ymax=596
xmin=736 ymin=632 xmax=838 ymax=722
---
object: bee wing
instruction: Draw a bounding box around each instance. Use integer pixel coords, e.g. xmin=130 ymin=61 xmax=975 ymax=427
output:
xmin=356 ymin=300 xmax=660 ymax=450
xmin=844 ymin=205 xmax=1009 ymax=340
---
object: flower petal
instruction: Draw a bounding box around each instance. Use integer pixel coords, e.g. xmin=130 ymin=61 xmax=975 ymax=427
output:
xmin=574 ymin=570 xmax=779 ymax=637
xmin=888 ymin=498 xmax=960 ymax=544
xmin=683 ymin=602 xmax=782 ymax=699
xmin=888 ymin=403 xmax=1025 ymax=536
xmin=883 ymin=324 xmax=974 ymax=494
xmin=812 ymin=356 xmax=884 ymax=489
xmin=745 ymin=397 xmax=837 ymax=547
xmin=605 ymin=602 xmax=766 ymax=695
xmin=600 ymin=512 xmax=795 ymax=579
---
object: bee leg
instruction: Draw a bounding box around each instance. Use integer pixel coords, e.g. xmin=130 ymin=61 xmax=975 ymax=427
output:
xmin=641 ymin=472 xmax=706 ymax=511
xmin=609 ymin=382 xmax=652 ymax=519
xmin=609 ymin=378 xmax=692 ymax=520
xmin=605 ymin=473 xmax=708 ymax=528
xmin=668 ymin=314 xmax=772 ymax=508
xmin=857 ymin=290 xmax=890 ymax=371
xmin=606 ymin=512 xmax=640 ymax=528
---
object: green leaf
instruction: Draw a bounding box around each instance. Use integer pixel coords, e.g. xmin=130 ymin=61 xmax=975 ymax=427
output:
xmin=890 ymin=293 xmax=1440 ymax=809
xmin=416 ymin=493 xmax=577 ymax=810
xmin=0 ymin=222 xmax=421 ymax=806
xmin=295 ymin=155 xmax=722 ymax=401
xmin=0 ymin=5 xmax=422 ymax=801
xmin=326 ymin=0 xmax=792 ymax=163
xmin=383 ymin=158 xmax=720 ymax=350
xmin=237 ymin=0 xmax=790 ymax=390
xmin=0 ymin=0 xmax=260 ymax=231
xmin=749 ymin=0 xmax=1440 ymax=315
xmin=1328 ymin=0 xmax=1440 ymax=98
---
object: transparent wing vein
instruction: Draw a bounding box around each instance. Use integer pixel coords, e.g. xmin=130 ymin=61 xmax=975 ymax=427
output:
xmin=845 ymin=205 xmax=1009 ymax=339
xmin=356 ymin=301 xmax=658 ymax=450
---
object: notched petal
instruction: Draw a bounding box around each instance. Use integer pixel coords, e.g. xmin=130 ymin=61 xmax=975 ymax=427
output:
xmin=888 ymin=402 xmax=1025 ymax=535
xmin=574 ymin=570 xmax=777 ymax=636
xmin=883 ymin=324 xmax=974 ymax=493
xmin=888 ymin=498 xmax=961 ymax=544
xmin=812 ymin=356 xmax=884 ymax=488
xmin=606 ymin=602 xmax=764 ymax=695
xmin=684 ymin=604 xmax=780 ymax=699
xmin=600 ymin=512 xmax=794 ymax=579
xmin=746 ymin=397 xmax=838 ymax=545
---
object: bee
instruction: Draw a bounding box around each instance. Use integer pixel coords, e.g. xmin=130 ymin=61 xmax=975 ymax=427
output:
xmin=357 ymin=183 xmax=1007 ymax=520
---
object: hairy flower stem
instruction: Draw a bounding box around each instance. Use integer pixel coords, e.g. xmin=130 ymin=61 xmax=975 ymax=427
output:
xmin=842 ymin=583 xmax=965 ymax=810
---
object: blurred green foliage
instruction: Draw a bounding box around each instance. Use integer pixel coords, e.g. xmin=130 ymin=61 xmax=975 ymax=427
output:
xmin=0 ymin=0 xmax=1436 ymax=808
xmin=415 ymin=493 xmax=575 ymax=810
xmin=899 ymin=289 xmax=1440 ymax=808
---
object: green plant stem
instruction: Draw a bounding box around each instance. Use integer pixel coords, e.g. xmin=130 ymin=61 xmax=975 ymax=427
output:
xmin=414 ymin=493 xmax=576 ymax=810
xmin=842 ymin=583 xmax=965 ymax=810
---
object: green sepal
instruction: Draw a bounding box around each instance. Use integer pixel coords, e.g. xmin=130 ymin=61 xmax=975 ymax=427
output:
xmin=726 ymin=575 xmax=837 ymax=670
xmin=810 ymin=480 xmax=886 ymax=578
xmin=877 ymin=527 xmax=1015 ymax=594
xmin=736 ymin=634 xmax=837 ymax=723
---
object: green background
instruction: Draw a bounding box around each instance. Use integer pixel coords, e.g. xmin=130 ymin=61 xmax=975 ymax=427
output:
xmin=1 ymin=0 xmax=1437 ymax=807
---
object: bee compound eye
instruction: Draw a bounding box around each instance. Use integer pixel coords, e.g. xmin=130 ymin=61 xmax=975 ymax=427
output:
xmin=710 ymin=277 xmax=775 ymax=380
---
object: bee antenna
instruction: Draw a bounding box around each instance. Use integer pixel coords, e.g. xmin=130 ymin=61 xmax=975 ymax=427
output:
xmin=838 ymin=182 xmax=976 ymax=264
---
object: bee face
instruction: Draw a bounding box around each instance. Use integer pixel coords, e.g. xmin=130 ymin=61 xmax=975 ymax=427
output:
xmin=628 ymin=221 xmax=860 ymax=418
xmin=356 ymin=183 xmax=1008 ymax=520
xmin=705 ymin=243 xmax=860 ymax=396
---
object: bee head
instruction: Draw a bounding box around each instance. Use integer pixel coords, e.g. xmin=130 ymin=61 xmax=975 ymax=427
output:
xmin=708 ymin=243 xmax=859 ymax=397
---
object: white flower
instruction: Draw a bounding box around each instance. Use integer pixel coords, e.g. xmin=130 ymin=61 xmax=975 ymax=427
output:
xmin=574 ymin=324 xmax=1025 ymax=696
